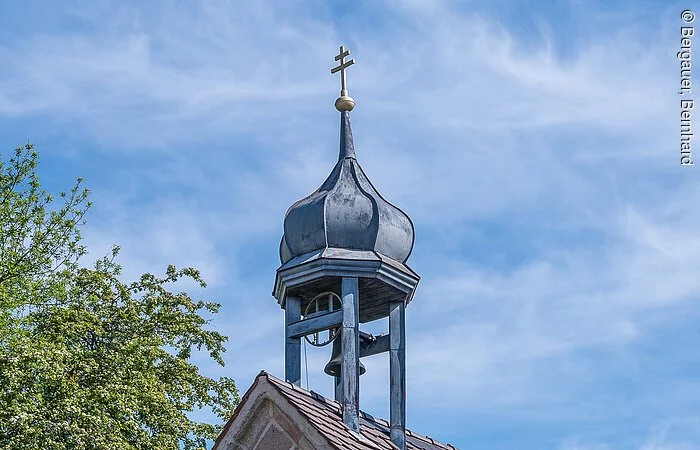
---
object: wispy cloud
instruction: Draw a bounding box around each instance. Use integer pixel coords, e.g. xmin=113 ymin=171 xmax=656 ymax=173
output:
xmin=1 ymin=0 xmax=696 ymax=448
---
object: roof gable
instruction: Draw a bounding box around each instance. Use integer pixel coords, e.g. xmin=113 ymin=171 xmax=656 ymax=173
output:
xmin=212 ymin=374 xmax=330 ymax=450
xmin=214 ymin=371 xmax=457 ymax=450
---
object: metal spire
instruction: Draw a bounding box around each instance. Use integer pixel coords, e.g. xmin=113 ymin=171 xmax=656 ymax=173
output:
xmin=278 ymin=44 xmax=416 ymax=449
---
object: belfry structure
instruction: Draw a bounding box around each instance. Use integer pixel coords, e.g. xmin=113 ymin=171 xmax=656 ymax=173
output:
xmin=213 ymin=45 xmax=456 ymax=450
xmin=273 ymin=46 xmax=420 ymax=449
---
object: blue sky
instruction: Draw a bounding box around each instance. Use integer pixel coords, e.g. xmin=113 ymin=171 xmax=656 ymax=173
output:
xmin=1 ymin=0 xmax=698 ymax=448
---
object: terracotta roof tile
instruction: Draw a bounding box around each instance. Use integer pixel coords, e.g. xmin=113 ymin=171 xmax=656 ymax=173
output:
xmin=261 ymin=371 xmax=457 ymax=450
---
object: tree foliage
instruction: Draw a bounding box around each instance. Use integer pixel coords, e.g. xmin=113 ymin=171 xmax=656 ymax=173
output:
xmin=0 ymin=145 xmax=239 ymax=450
xmin=0 ymin=144 xmax=89 ymax=327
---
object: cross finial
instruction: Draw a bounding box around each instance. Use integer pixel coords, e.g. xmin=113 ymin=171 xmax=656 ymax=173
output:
xmin=331 ymin=45 xmax=356 ymax=111
xmin=331 ymin=45 xmax=355 ymax=95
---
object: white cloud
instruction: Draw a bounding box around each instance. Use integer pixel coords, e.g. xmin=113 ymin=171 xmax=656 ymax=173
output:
xmin=3 ymin=0 xmax=697 ymax=447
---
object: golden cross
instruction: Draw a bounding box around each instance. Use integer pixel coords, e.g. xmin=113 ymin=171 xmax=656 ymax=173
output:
xmin=331 ymin=45 xmax=355 ymax=94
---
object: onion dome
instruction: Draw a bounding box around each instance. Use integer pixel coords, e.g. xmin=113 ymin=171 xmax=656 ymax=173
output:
xmin=279 ymin=50 xmax=414 ymax=265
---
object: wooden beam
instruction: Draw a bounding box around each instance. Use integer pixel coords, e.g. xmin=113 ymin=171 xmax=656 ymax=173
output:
xmin=286 ymin=309 xmax=343 ymax=339
xmin=285 ymin=296 xmax=301 ymax=386
xmin=360 ymin=333 xmax=389 ymax=358
xmin=389 ymin=300 xmax=406 ymax=450
xmin=341 ymin=277 xmax=360 ymax=434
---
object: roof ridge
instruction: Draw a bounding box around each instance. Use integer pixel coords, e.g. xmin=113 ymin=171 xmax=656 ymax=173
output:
xmin=262 ymin=371 xmax=458 ymax=449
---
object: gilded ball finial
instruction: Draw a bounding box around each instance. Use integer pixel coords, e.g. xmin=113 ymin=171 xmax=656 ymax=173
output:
xmin=335 ymin=94 xmax=355 ymax=111
xmin=331 ymin=45 xmax=356 ymax=112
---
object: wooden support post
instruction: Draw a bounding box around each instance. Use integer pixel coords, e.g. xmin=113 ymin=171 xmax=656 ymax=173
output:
xmin=341 ymin=277 xmax=360 ymax=434
xmin=389 ymin=300 xmax=406 ymax=450
xmin=334 ymin=374 xmax=343 ymax=403
xmin=285 ymin=296 xmax=301 ymax=386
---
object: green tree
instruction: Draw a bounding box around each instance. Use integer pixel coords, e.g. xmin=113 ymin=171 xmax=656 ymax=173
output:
xmin=0 ymin=145 xmax=239 ymax=450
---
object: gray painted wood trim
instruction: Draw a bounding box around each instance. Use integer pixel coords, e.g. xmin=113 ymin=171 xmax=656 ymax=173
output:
xmin=334 ymin=375 xmax=343 ymax=403
xmin=341 ymin=277 xmax=360 ymax=434
xmin=284 ymin=296 xmax=301 ymax=386
xmin=286 ymin=310 xmax=343 ymax=339
xmin=273 ymin=255 xmax=420 ymax=304
xmin=389 ymin=300 xmax=406 ymax=450
xmin=359 ymin=333 xmax=390 ymax=358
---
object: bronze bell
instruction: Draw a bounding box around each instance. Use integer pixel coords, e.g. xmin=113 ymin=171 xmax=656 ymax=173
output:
xmin=324 ymin=331 xmax=366 ymax=377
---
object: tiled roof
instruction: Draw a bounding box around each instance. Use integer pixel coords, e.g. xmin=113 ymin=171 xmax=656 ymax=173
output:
xmin=244 ymin=371 xmax=458 ymax=450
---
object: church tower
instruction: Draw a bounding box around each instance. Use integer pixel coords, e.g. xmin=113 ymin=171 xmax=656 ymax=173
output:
xmin=273 ymin=46 xmax=420 ymax=450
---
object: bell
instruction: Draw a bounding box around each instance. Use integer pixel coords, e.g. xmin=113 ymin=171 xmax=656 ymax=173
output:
xmin=323 ymin=331 xmax=366 ymax=377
